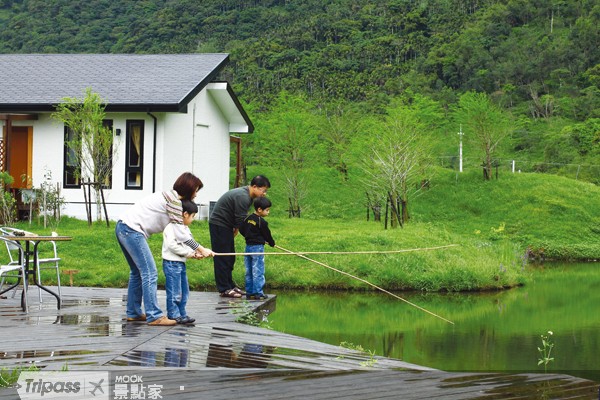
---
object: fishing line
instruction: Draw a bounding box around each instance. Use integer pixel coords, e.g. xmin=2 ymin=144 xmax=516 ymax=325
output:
xmin=213 ymin=244 xmax=458 ymax=257
xmin=273 ymin=244 xmax=454 ymax=325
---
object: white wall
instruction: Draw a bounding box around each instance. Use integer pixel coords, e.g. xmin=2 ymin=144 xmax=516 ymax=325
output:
xmin=161 ymin=88 xmax=231 ymax=219
xmin=14 ymin=87 xmax=237 ymax=222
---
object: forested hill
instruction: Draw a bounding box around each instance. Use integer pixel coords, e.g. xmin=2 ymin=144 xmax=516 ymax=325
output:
xmin=0 ymin=0 xmax=598 ymax=117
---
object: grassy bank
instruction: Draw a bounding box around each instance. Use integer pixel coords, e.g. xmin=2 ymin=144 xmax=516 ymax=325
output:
xmin=251 ymin=165 xmax=600 ymax=260
xmin=7 ymin=167 xmax=600 ymax=292
xmin=8 ymin=216 xmax=524 ymax=292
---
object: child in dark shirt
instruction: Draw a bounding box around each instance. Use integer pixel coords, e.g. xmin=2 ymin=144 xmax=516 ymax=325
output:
xmin=239 ymin=197 xmax=275 ymax=300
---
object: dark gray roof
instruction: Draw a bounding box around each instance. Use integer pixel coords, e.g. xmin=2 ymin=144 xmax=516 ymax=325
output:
xmin=0 ymin=54 xmax=230 ymax=113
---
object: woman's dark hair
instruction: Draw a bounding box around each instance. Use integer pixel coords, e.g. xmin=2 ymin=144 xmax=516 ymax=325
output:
xmin=253 ymin=196 xmax=272 ymax=210
xmin=173 ymin=172 xmax=203 ymax=200
xmin=181 ymin=199 xmax=199 ymax=214
xmin=250 ymin=175 xmax=271 ymax=188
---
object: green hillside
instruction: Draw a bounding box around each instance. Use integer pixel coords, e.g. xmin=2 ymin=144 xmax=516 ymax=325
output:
xmin=414 ymin=168 xmax=600 ymax=259
xmin=250 ymin=164 xmax=600 ymax=260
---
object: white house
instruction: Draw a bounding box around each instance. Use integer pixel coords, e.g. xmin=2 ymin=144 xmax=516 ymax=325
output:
xmin=0 ymin=54 xmax=253 ymax=221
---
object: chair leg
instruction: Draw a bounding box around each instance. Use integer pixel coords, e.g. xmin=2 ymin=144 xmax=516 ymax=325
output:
xmin=37 ymin=262 xmax=43 ymax=303
xmin=35 ymin=262 xmax=62 ymax=305
xmin=56 ymin=263 xmax=61 ymax=307
xmin=1 ymin=275 xmax=20 ymax=298
xmin=22 ymin=269 xmax=28 ymax=313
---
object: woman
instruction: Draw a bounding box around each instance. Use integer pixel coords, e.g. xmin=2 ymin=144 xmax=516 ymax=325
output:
xmin=115 ymin=172 xmax=214 ymax=326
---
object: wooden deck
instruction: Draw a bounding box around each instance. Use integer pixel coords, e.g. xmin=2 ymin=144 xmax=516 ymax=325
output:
xmin=1 ymin=287 xmax=598 ymax=399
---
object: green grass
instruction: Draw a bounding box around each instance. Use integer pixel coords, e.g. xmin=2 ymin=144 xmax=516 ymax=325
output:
xmin=7 ymin=213 xmax=525 ymax=292
xmin=1 ymin=366 xmax=38 ymax=388
xmin=5 ymin=166 xmax=599 ymax=292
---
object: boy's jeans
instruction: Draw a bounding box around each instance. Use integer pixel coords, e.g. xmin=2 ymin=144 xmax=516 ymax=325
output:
xmin=162 ymin=260 xmax=190 ymax=319
xmin=244 ymin=244 xmax=265 ymax=295
xmin=115 ymin=221 xmax=164 ymax=323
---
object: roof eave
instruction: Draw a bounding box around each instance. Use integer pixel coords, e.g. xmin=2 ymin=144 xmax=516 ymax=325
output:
xmin=179 ymin=55 xmax=231 ymax=111
xmin=206 ymin=82 xmax=254 ymax=134
xmin=0 ymin=103 xmax=187 ymax=113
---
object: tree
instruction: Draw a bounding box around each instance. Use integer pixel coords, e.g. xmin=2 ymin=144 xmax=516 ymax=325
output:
xmin=52 ymin=88 xmax=117 ymax=222
xmin=453 ymin=92 xmax=513 ymax=180
xmin=260 ymin=92 xmax=318 ymax=217
xmin=0 ymin=172 xmax=16 ymax=225
xmin=362 ymin=100 xmax=434 ymax=227
xmin=319 ymin=103 xmax=361 ymax=180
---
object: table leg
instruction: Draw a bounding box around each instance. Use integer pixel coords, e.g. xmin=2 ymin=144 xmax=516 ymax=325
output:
xmin=29 ymin=241 xmax=62 ymax=310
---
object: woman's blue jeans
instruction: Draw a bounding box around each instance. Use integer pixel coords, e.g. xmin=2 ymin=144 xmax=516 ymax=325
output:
xmin=115 ymin=220 xmax=164 ymax=323
xmin=162 ymin=259 xmax=189 ymax=319
xmin=244 ymin=244 xmax=265 ymax=295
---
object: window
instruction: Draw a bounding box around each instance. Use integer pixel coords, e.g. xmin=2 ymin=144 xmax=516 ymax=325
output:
xmin=63 ymin=121 xmax=115 ymax=189
xmin=63 ymin=127 xmax=81 ymax=188
xmin=100 ymin=120 xmax=113 ymax=189
xmin=125 ymin=120 xmax=144 ymax=189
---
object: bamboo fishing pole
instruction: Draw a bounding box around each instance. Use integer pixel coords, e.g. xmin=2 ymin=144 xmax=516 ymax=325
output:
xmin=213 ymin=244 xmax=458 ymax=257
xmin=274 ymin=244 xmax=455 ymax=325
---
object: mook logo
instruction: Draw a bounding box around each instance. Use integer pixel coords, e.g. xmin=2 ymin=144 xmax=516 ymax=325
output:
xmin=17 ymin=371 xmax=109 ymax=400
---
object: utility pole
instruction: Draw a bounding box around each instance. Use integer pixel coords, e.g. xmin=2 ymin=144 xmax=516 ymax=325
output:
xmin=458 ymin=124 xmax=464 ymax=172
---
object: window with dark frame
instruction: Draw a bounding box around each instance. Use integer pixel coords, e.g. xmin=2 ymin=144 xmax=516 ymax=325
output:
xmin=125 ymin=120 xmax=144 ymax=189
xmin=63 ymin=121 xmax=115 ymax=189
xmin=100 ymin=119 xmax=114 ymax=189
xmin=63 ymin=127 xmax=81 ymax=188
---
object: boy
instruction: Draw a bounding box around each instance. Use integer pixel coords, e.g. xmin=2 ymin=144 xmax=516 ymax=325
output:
xmin=162 ymin=200 xmax=201 ymax=324
xmin=239 ymin=197 xmax=275 ymax=300
xmin=209 ymin=175 xmax=271 ymax=298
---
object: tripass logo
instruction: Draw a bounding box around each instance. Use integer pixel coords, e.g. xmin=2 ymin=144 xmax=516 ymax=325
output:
xmin=17 ymin=371 xmax=109 ymax=400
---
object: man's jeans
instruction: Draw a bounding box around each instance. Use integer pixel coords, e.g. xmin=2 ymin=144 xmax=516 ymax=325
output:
xmin=115 ymin=221 xmax=164 ymax=323
xmin=244 ymin=244 xmax=265 ymax=295
xmin=163 ymin=259 xmax=189 ymax=319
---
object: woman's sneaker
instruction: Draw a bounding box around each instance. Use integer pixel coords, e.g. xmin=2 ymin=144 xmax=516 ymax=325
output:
xmin=126 ymin=314 xmax=147 ymax=322
xmin=148 ymin=316 xmax=177 ymax=326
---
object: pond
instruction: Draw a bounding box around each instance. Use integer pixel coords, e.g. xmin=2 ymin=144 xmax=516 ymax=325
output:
xmin=269 ymin=262 xmax=600 ymax=383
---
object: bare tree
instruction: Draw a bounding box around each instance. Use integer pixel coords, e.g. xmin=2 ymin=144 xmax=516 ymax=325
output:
xmin=52 ymin=88 xmax=117 ymax=222
xmin=362 ymin=108 xmax=429 ymax=227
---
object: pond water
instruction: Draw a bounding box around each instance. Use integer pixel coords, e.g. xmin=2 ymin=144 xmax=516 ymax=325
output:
xmin=269 ymin=262 xmax=600 ymax=383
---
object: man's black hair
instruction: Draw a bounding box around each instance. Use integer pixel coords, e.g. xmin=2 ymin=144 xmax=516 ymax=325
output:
xmin=250 ymin=175 xmax=271 ymax=188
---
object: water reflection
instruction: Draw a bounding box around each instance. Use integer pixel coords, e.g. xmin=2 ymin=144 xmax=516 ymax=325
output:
xmin=122 ymin=348 xmax=191 ymax=367
xmin=206 ymin=343 xmax=273 ymax=368
xmin=270 ymin=262 xmax=600 ymax=383
xmin=1 ymin=348 xmax=108 ymax=362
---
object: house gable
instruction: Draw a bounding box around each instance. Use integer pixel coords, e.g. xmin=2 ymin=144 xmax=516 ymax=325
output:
xmin=0 ymin=54 xmax=253 ymax=221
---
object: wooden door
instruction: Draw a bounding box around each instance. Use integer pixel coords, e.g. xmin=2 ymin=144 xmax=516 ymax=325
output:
xmin=7 ymin=126 xmax=32 ymax=188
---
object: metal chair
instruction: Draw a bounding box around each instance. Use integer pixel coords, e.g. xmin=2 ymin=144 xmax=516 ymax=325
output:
xmin=0 ymin=237 xmax=28 ymax=313
xmin=0 ymin=231 xmax=22 ymax=297
xmin=1 ymin=227 xmax=61 ymax=303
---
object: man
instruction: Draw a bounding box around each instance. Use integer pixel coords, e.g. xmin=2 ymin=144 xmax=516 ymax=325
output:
xmin=209 ymin=175 xmax=271 ymax=298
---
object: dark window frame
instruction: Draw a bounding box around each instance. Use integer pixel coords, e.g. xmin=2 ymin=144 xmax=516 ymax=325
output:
xmin=63 ymin=126 xmax=81 ymax=188
xmin=125 ymin=119 xmax=145 ymax=190
xmin=63 ymin=121 xmax=115 ymax=189
xmin=100 ymin=119 xmax=114 ymax=190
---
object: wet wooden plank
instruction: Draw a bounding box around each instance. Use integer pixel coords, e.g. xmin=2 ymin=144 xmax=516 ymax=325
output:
xmin=1 ymin=287 xmax=598 ymax=400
